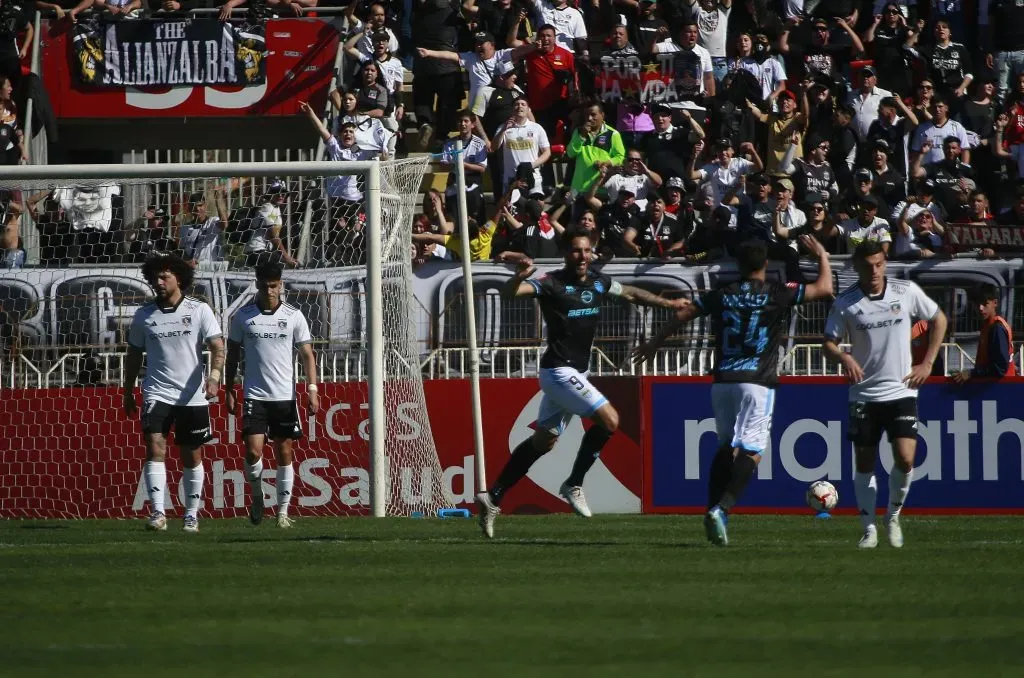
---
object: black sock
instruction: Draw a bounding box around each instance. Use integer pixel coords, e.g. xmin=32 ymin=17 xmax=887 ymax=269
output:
xmin=707 ymin=447 xmax=734 ymax=509
xmin=489 ymin=439 xmax=546 ymax=505
xmin=718 ymin=454 xmax=759 ymax=512
xmin=565 ymin=425 xmax=614 ymax=487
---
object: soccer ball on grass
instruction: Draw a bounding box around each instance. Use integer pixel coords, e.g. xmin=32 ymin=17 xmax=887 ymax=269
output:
xmin=806 ymin=480 xmax=838 ymax=512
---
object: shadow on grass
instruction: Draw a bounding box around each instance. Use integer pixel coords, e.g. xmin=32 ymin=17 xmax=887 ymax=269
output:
xmin=216 ymin=534 xmax=697 ymax=549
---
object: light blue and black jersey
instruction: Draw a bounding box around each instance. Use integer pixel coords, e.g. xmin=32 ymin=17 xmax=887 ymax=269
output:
xmin=694 ymin=279 xmax=806 ymax=387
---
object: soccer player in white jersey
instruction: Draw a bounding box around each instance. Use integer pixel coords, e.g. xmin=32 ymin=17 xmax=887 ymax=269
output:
xmin=124 ymin=255 xmax=225 ymax=533
xmin=823 ymin=241 xmax=947 ymax=549
xmin=474 ymin=227 xmax=685 ymax=538
xmin=225 ymin=262 xmax=320 ymax=528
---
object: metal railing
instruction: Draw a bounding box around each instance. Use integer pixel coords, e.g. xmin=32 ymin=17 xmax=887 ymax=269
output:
xmin=1 ymin=342 xmax=1008 ymax=389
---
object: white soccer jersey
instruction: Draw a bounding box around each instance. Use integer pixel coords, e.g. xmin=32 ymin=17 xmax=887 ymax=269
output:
xmin=325 ymin=137 xmax=377 ymax=200
xmin=824 ymin=279 xmax=940 ymax=402
xmin=229 ymin=302 xmax=313 ymax=401
xmin=459 ymin=49 xmax=513 ymax=105
xmin=536 ymin=2 xmax=587 ymax=52
xmin=244 ymin=203 xmax=282 ymax=255
xmin=128 ymin=296 xmax=222 ymax=406
xmin=500 ymin=120 xmax=550 ymax=191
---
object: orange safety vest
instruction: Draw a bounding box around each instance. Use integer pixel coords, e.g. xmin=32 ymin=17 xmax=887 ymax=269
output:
xmin=976 ymin=315 xmax=1016 ymax=377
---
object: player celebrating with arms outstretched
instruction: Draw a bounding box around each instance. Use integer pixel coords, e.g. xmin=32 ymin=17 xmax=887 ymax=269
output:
xmin=632 ymin=237 xmax=834 ymax=546
xmin=823 ymin=241 xmax=946 ymax=549
xmin=226 ymin=262 xmax=320 ymax=528
xmin=474 ymin=227 xmax=685 ymax=538
xmin=125 ymin=254 xmax=225 ymax=533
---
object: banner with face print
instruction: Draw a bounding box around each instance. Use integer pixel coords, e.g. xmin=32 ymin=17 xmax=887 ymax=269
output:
xmin=71 ymin=18 xmax=266 ymax=87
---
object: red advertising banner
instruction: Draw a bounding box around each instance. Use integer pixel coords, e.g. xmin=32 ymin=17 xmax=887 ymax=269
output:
xmin=42 ymin=18 xmax=336 ymax=118
xmin=0 ymin=378 xmax=643 ymax=519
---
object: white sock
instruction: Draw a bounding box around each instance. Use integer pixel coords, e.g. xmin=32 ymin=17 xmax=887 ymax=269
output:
xmin=245 ymin=457 xmax=264 ymax=500
xmin=277 ymin=464 xmax=294 ymax=516
xmin=144 ymin=461 xmax=166 ymax=515
xmin=183 ymin=464 xmax=205 ymax=519
xmin=854 ymin=472 xmax=878 ymax=532
xmin=887 ymin=467 xmax=913 ymax=519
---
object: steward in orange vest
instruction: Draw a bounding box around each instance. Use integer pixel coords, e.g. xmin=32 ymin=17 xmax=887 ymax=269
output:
xmin=953 ymin=284 xmax=1016 ymax=384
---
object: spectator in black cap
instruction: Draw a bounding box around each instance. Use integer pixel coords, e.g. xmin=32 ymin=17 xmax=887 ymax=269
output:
xmin=744 ymin=173 xmax=775 ymax=237
xmin=641 ymin=104 xmax=705 ymax=181
xmin=839 ymin=167 xmax=891 ymax=221
xmin=838 ymin=193 xmax=892 ymax=254
xmin=864 ymin=140 xmax=906 ymax=208
xmin=911 ymin=134 xmax=976 ymax=214
xmin=687 ymin=137 xmax=762 ymax=205
xmin=846 ymin=64 xmax=892 ymax=140
xmin=892 ymin=179 xmax=946 ymax=225
xmin=627 ymin=196 xmax=684 ymax=258
xmin=596 ymin=185 xmax=642 ymax=257
xmin=865 ymin=95 xmax=919 ymax=178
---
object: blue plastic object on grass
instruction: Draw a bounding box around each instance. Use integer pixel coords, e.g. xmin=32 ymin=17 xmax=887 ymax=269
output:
xmin=410 ymin=511 xmax=426 ymax=519
xmin=437 ymin=508 xmax=471 ymax=519
xmin=815 ymin=511 xmax=832 ymax=520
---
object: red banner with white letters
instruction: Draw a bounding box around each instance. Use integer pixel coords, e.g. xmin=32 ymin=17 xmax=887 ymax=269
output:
xmin=0 ymin=379 xmax=643 ymax=519
xmin=42 ymin=17 xmax=335 ymax=118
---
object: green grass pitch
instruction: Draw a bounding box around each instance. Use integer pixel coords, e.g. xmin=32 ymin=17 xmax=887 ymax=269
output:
xmin=1 ymin=515 xmax=1022 ymax=677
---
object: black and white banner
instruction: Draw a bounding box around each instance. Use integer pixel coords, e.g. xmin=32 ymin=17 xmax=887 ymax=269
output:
xmin=72 ymin=18 xmax=266 ymax=88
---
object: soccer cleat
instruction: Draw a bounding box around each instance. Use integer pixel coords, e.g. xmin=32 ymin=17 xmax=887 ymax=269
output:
xmin=559 ymin=482 xmax=592 ymax=518
xmin=145 ymin=511 xmax=167 ymax=532
xmin=704 ymin=506 xmax=728 ymax=546
xmin=249 ymin=490 xmax=265 ymax=526
xmin=858 ymin=528 xmax=878 ymax=549
xmin=885 ymin=515 xmax=904 ymax=548
xmin=183 ymin=515 xmax=200 ymax=533
xmin=276 ymin=514 xmax=294 ymax=529
xmin=474 ymin=491 xmax=499 ymax=539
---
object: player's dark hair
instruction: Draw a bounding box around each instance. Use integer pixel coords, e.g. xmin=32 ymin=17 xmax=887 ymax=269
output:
xmin=187 ymin=191 xmax=205 ymax=207
xmin=457 ymin=109 xmax=474 ymax=122
xmin=562 ymin=225 xmax=593 ymax=250
xmin=942 ymin=135 xmax=961 ymax=147
xmin=852 ymin=240 xmax=886 ymax=263
xmin=735 ymin=239 xmax=767 ymax=274
xmin=971 ymin=283 xmax=999 ymax=304
xmin=255 ymin=261 xmax=284 ymax=283
xmin=142 ymin=253 xmax=194 ymax=290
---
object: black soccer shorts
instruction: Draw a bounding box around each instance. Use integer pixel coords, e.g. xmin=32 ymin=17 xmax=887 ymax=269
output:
xmin=243 ymin=399 xmax=303 ymax=440
xmin=847 ymin=397 xmax=919 ymax=447
xmin=141 ymin=400 xmax=213 ymax=446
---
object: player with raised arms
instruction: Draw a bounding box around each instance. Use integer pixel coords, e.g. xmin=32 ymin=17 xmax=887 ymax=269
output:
xmin=823 ymin=241 xmax=946 ymax=549
xmin=124 ymin=254 xmax=225 ymax=533
xmin=474 ymin=226 xmax=685 ymax=538
xmin=225 ymin=262 xmax=320 ymax=528
xmin=633 ymin=237 xmax=834 ymax=545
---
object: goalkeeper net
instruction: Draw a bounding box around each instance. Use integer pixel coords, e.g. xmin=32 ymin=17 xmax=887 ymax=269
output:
xmin=0 ymin=157 xmax=456 ymax=519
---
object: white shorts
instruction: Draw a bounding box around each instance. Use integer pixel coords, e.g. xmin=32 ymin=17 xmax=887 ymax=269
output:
xmin=711 ymin=382 xmax=775 ymax=455
xmin=534 ymin=367 xmax=609 ymax=435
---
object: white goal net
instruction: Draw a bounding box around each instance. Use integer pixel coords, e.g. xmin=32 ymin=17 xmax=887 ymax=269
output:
xmin=0 ymin=157 xmax=455 ymax=519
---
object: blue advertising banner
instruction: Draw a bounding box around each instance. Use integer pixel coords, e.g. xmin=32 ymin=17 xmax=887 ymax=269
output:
xmin=644 ymin=378 xmax=1024 ymax=513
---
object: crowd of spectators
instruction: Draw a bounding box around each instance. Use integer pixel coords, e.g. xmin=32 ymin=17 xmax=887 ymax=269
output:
xmin=9 ymin=1 xmax=1024 ymax=271
xmin=393 ymin=0 xmax=1024 ymax=269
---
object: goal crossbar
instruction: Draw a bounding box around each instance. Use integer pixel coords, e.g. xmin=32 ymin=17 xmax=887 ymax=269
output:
xmin=0 ymin=160 xmax=382 ymax=181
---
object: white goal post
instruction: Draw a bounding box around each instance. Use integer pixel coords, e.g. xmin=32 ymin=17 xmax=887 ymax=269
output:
xmin=0 ymin=159 xmax=454 ymax=519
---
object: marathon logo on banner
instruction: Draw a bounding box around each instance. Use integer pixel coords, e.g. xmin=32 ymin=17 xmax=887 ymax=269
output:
xmin=593 ymin=54 xmax=702 ymax=103
xmin=72 ymin=18 xmax=266 ymax=87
